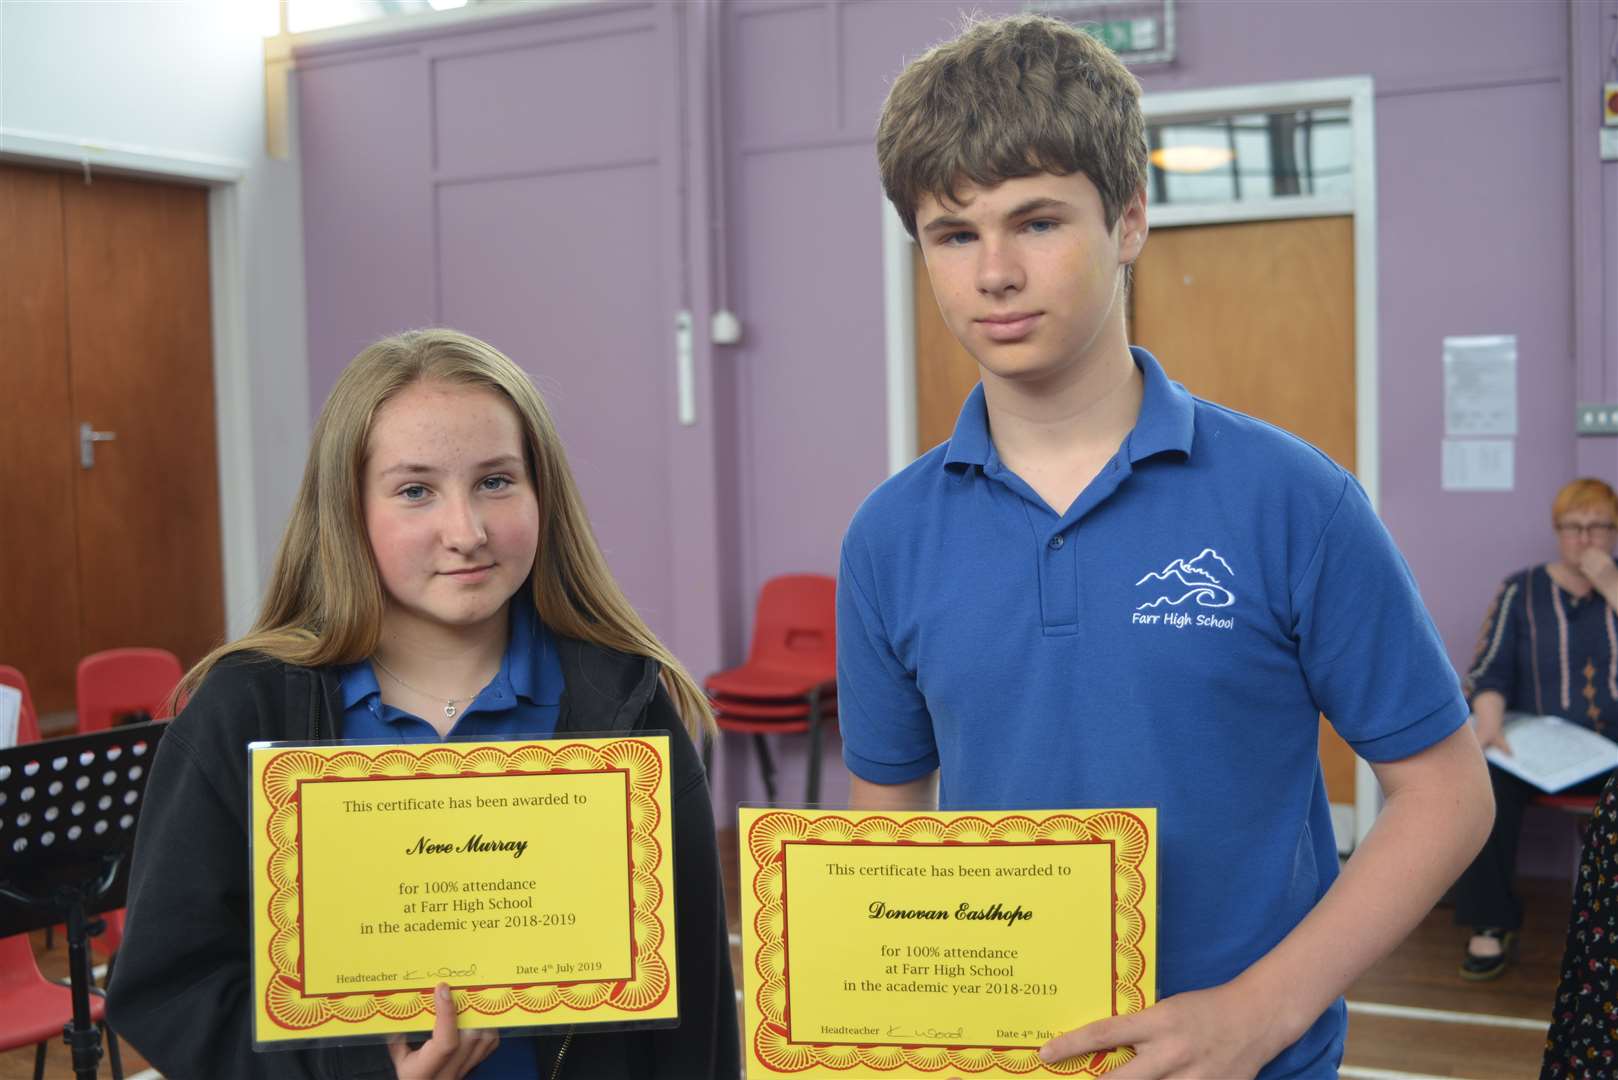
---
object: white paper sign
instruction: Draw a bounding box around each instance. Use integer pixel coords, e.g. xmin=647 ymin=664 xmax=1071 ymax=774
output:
xmin=0 ymin=685 xmax=20 ymax=750
xmin=1442 ymin=438 xmax=1514 ymax=492
xmin=1443 ymin=335 xmax=1517 ymax=436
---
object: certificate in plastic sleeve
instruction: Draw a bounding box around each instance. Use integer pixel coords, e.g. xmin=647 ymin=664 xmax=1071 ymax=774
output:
xmin=739 ymin=807 xmax=1157 ymax=1077
xmin=248 ymin=736 xmax=677 ymax=1047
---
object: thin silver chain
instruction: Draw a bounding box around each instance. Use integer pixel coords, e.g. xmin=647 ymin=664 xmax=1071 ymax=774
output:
xmin=370 ymin=655 xmax=478 ymax=719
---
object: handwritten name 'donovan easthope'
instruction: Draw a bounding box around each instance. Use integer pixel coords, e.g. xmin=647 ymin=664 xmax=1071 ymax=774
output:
xmin=405 ymin=834 xmax=529 ymax=859
xmin=867 ymin=901 xmax=1034 ymax=927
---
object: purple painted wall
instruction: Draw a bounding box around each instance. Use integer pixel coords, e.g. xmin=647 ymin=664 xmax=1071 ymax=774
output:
xmin=296 ymin=0 xmax=1618 ymax=825
xmin=295 ymin=0 xmax=727 ymax=679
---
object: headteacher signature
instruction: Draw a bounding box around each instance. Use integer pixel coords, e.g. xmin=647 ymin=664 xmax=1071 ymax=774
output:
xmin=404 ymin=963 xmax=478 ymax=981
xmin=887 ymin=1024 xmax=964 ymax=1040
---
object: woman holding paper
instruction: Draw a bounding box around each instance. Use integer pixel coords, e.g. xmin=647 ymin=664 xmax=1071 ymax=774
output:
xmin=106 ymin=330 xmax=739 ymax=1078
xmin=1455 ymin=477 xmax=1618 ymax=980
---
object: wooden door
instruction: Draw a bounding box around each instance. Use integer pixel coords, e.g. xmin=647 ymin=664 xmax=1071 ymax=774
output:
xmin=914 ymin=245 xmax=980 ymax=455
xmin=62 ymin=174 xmax=222 ymax=670
xmin=1130 ymin=217 xmax=1356 ymax=805
xmin=0 ymin=166 xmax=83 ymax=711
xmin=911 ymin=215 xmax=1360 ymax=806
xmin=0 ymin=164 xmax=223 ymax=714
xmin=1130 ymin=218 xmax=1355 ymax=470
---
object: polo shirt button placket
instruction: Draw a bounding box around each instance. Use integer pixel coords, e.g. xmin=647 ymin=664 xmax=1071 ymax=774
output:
xmin=1040 ymin=525 xmax=1079 ymax=631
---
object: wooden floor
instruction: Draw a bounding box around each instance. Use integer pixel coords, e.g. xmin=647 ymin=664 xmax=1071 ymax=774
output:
xmin=1338 ymin=874 xmax=1566 ymax=1078
xmin=3 ymin=840 xmax=1567 ymax=1079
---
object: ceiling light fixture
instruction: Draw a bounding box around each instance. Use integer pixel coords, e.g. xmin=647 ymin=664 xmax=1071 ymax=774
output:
xmin=1149 ymin=145 xmax=1236 ymax=173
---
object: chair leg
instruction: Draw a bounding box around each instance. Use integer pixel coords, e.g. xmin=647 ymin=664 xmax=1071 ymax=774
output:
xmin=806 ymin=696 xmax=824 ymax=805
xmin=33 ymin=1040 xmax=46 ymax=1080
xmin=104 ymin=1021 xmax=125 ymax=1080
xmin=752 ymin=734 xmax=778 ymax=805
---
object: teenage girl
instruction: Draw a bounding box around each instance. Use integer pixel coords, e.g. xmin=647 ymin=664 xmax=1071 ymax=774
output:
xmin=107 ymin=329 xmax=738 ymax=1079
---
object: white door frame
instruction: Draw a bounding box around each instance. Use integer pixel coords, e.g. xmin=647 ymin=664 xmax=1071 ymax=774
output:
xmin=0 ymin=128 xmax=259 ymax=638
xmin=881 ymin=76 xmax=1382 ymax=850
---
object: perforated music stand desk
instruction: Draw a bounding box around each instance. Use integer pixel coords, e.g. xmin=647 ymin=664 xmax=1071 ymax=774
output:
xmin=0 ymin=720 xmax=166 ymax=1079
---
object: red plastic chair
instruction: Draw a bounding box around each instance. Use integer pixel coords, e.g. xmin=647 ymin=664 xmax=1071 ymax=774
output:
xmin=75 ymin=648 xmax=183 ymax=734
xmin=0 ymin=932 xmax=122 ymax=1079
xmin=706 ymin=575 xmax=835 ymax=698
xmin=0 ymin=665 xmax=42 ymax=745
xmin=711 ymin=697 xmax=838 ymax=721
xmin=706 ymin=575 xmax=836 ymax=804
xmin=1534 ymin=794 xmax=1599 ymax=815
xmin=91 ymin=908 xmax=125 ymax=963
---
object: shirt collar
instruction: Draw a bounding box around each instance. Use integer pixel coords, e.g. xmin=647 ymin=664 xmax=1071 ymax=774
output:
xmin=940 ymin=346 xmax=1195 ymax=473
xmin=501 ymin=594 xmax=550 ymax=706
xmin=335 ymin=594 xmax=554 ymax=712
xmin=338 ymin=655 xmax=381 ymax=711
xmin=1123 ymin=346 xmax=1196 ymax=463
xmin=942 ymin=382 xmax=992 ymax=470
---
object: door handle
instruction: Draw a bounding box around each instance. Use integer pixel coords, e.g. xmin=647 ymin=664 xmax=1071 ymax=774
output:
xmin=79 ymin=422 xmax=117 ymax=469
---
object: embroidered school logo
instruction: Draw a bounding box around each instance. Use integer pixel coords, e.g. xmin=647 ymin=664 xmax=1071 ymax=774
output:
xmin=1132 ymin=548 xmax=1236 ymax=630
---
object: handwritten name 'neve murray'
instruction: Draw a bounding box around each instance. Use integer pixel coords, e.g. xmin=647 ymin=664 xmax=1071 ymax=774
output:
xmin=868 ymin=901 xmax=1033 ymax=927
xmin=405 ymin=834 xmax=528 ymax=859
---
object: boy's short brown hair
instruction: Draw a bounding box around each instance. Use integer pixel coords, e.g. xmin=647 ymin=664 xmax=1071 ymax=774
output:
xmin=877 ymin=13 xmax=1148 ymax=238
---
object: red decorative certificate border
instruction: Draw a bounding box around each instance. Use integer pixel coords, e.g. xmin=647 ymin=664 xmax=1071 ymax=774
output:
xmin=745 ymin=810 xmax=1151 ymax=1076
xmin=258 ymin=740 xmax=670 ymax=1032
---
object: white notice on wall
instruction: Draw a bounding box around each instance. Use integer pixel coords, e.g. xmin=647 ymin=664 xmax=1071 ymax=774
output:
xmin=1442 ymin=438 xmax=1514 ymax=492
xmin=0 ymin=684 xmax=19 ymax=750
xmin=1443 ymin=335 xmax=1517 ymax=436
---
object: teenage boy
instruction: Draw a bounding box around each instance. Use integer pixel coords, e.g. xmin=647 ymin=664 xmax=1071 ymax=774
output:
xmin=838 ymin=14 xmax=1493 ymax=1078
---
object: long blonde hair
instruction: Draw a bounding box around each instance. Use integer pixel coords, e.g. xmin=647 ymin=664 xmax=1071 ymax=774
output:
xmin=181 ymin=329 xmax=713 ymax=737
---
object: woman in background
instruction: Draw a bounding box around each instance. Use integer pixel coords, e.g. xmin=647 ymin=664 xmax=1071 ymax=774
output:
xmin=1456 ymin=478 xmax=1618 ymax=981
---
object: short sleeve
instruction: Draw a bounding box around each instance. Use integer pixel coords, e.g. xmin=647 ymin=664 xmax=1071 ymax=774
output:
xmin=1461 ymin=576 xmax=1522 ymax=703
xmin=1291 ymin=475 xmax=1468 ymax=762
xmin=837 ymin=536 xmax=939 ymax=784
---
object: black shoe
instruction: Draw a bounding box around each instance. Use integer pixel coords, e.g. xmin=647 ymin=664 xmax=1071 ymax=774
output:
xmin=1459 ymin=928 xmax=1517 ymax=981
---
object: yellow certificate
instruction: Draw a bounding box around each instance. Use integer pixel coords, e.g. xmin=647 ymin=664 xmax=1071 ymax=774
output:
xmin=740 ymin=808 xmax=1156 ymax=1077
xmin=249 ymin=737 xmax=677 ymax=1044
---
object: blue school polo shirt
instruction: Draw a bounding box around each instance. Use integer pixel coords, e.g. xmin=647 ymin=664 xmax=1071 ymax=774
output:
xmin=336 ymin=597 xmax=563 ymax=1080
xmin=837 ymin=348 xmax=1466 ymax=1079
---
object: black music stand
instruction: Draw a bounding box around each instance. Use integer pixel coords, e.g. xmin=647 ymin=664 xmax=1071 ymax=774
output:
xmin=0 ymin=721 xmax=166 ymax=1080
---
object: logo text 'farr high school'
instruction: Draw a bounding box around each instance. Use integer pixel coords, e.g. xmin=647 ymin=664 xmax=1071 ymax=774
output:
xmin=1131 ymin=548 xmax=1236 ymax=631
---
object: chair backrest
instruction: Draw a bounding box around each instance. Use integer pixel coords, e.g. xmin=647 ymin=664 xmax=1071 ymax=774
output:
xmin=75 ymin=648 xmax=184 ymax=734
xmin=0 ymin=932 xmax=45 ymax=994
xmin=0 ymin=665 xmax=41 ymax=745
xmin=748 ymin=574 xmax=836 ymax=677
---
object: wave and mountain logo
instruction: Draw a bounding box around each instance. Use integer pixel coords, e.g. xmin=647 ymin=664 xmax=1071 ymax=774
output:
xmin=1134 ymin=548 xmax=1235 ymax=611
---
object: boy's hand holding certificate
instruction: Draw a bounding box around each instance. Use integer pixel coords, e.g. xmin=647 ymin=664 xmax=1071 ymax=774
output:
xmin=739 ymin=807 xmax=1157 ymax=1078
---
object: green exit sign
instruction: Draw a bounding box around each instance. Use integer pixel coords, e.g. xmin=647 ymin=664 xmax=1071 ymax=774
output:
xmin=1083 ymin=17 xmax=1158 ymax=54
